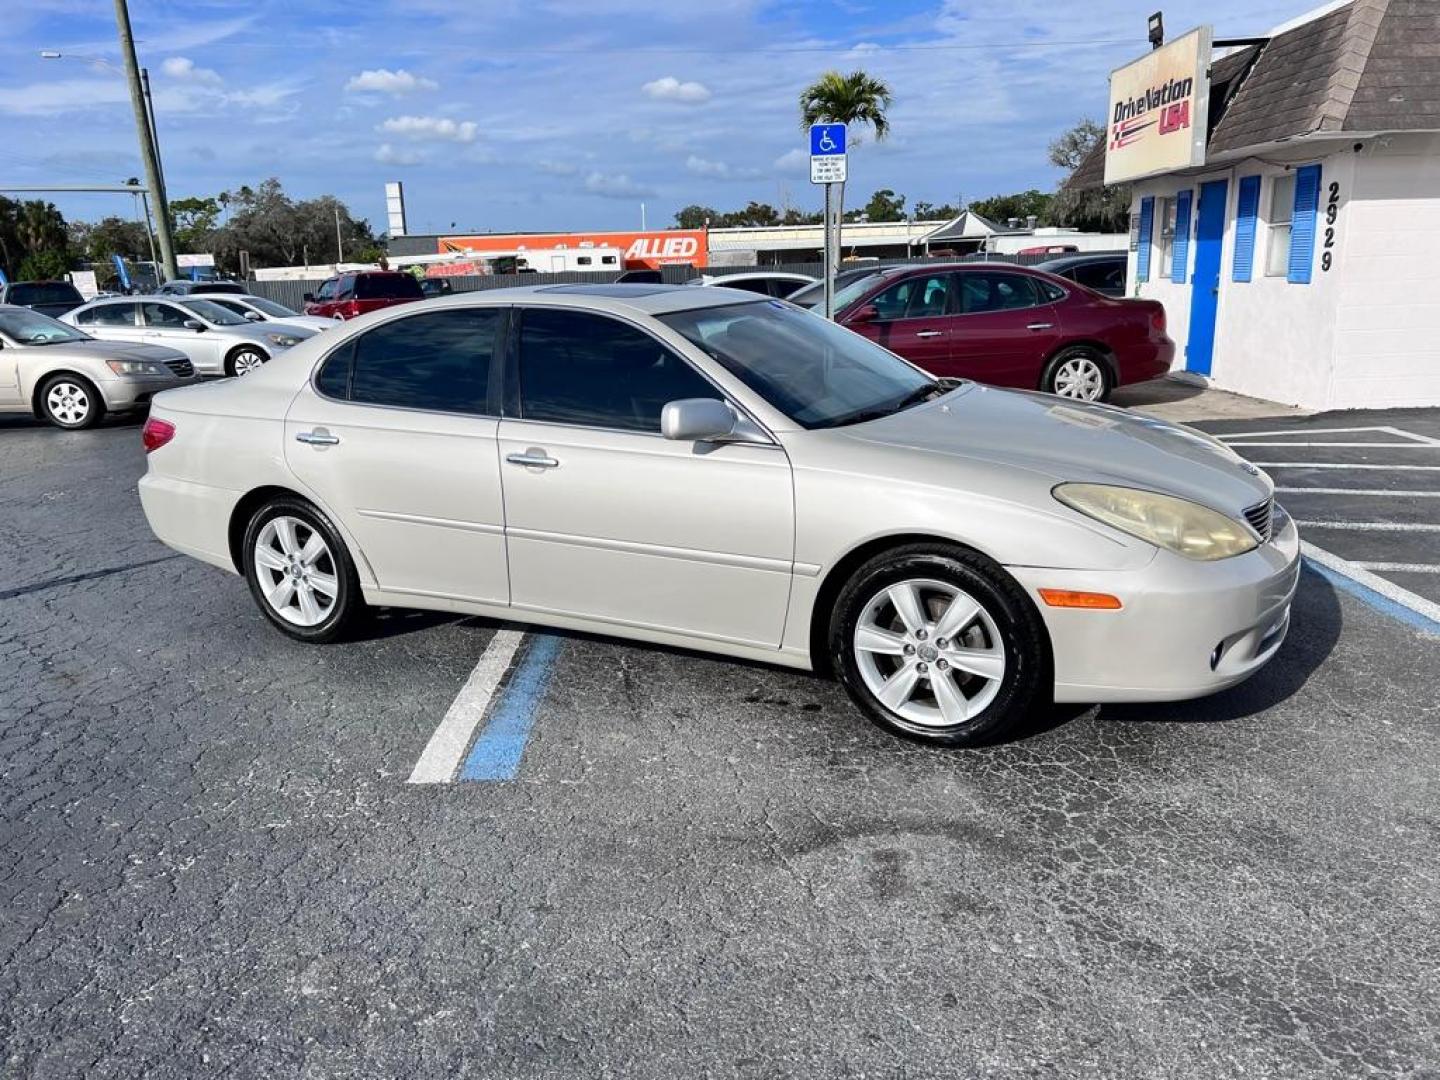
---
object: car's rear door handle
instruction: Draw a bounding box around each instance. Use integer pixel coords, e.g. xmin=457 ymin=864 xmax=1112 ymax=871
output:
xmin=296 ymin=430 xmax=340 ymax=446
xmin=914 ymin=330 xmax=943 ymax=338
xmin=1026 ymin=322 xmax=1054 ymax=331
xmin=506 ymin=451 xmax=559 ymax=469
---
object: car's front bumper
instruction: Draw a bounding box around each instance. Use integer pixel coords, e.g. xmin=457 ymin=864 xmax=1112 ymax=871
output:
xmin=1007 ymin=510 xmax=1302 ymax=703
xmin=98 ymin=373 xmax=196 ymax=410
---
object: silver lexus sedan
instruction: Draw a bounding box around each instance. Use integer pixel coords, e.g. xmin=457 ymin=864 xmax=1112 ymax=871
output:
xmin=136 ymin=284 xmax=1300 ymax=746
xmin=0 ymin=305 xmax=195 ymax=428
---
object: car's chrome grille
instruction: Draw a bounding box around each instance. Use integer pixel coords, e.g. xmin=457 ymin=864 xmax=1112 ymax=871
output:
xmin=164 ymin=357 xmax=195 ymax=378
xmin=1244 ymin=498 xmax=1274 ymax=541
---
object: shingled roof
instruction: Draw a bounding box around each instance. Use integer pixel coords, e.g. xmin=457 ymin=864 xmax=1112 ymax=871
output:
xmin=1066 ymin=0 xmax=1440 ymax=189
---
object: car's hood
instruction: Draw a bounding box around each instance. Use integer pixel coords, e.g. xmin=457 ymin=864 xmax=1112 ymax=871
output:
xmin=245 ymin=320 xmax=317 ymax=340
xmin=23 ymin=339 xmax=187 ymax=365
xmin=846 ymin=383 xmax=1272 ymax=516
xmin=274 ymin=315 xmax=338 ymax=332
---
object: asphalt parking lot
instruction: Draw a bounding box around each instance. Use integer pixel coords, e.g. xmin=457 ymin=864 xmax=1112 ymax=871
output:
xmin=2 ymin=407 xmax=1438 ymax=1079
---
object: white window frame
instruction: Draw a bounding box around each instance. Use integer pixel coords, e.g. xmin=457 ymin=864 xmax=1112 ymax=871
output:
xmin=1266 ymin=173 xmax=1296 ymax=277
xmin=1156 ymin=197 xmax=1177 ymax=279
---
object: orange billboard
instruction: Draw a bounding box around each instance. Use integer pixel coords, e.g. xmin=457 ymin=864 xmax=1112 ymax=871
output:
xmin=437 ymin=229 xmax=707 ymax=270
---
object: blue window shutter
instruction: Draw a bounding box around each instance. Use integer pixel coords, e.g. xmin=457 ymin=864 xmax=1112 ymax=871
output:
xmin=1136 ymin=197 xmax=1154 ymax=282
xmin=1171 ymin=190 xmax=1193 ymax=284
xmin=1233 ymin=175 xmax=1261 ymax=282
xmin=1288 ymin=164 xmax=1322 ymax=284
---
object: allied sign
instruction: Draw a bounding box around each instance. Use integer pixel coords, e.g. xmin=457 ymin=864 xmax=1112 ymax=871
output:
xmin=1104 ymin=26 xmax=1212 ymax=185
xmin=809 ymin=123 xmax=847 ymax=185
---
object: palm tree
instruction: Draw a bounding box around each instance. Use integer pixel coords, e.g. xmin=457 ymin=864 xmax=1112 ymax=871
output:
xmin=798 ymin=70 xmax=893 ymax=280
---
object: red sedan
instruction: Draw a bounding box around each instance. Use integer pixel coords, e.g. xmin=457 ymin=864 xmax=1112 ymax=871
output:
xmin=796 ymin=264 xmax=1172 ymax=402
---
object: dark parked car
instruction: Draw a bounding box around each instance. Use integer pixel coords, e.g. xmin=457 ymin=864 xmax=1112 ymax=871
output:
xmin=784 ymin=265 xmax=885 ymax=309
xmin=1034 ymin=252 xmax=1129 ymax=298
xmin=156 ymin=280 xmax=248 ymax=296
xmin=304 ymin=271 xmax=424 ymax=320
xmin=823 ymin=263 xmax=1171 ymax=402
xmin=0 ymin=280 xmax=85 ymax=317
xmin=418 ymin=277 xmax=454 ymax=299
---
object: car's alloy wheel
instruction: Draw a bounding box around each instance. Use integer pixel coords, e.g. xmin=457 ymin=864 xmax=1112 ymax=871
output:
xmin=1048 ymin=352 xmax=1108 ymax=402
xmin=853 ymin=578 xmax=1007 ymax=728
xmin=40 ymin=376 xmax=102 ymax=429
xmin=227 ymin=348 xmax=267 ymax=377
xmin=242 ymin=499 xmax=363 ymax=643
xmin=831 ymin=545 xmax=1047 ymax=746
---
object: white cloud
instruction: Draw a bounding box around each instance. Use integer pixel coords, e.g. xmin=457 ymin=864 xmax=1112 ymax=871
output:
xmin=378 ymin=115 xmax=478 ymax=143
xmin=583 ymin=170 xmax=654 ymax=198
xmin=535 ymin=159 xmax=578 ymax=176
xmin=375 ymin=142 xmax=423 ymax=166
xmin=773 ymin=148 xmax=808 ymax=174
xmin=161 ymin=56 xmax=222 ymax=85
xmin=685 ymin=154 xmax=759 ymax=181
xmin=345 ymin=68 xmax=439 ymax=95
xmin=641 ymin=76 xmax=711 ymax=104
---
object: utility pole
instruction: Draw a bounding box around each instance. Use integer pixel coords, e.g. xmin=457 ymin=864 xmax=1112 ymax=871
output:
xmin=334 ymin=205 xmax=344 ymax=264
xmin=114 ymin=0 xmax=177 ymax=281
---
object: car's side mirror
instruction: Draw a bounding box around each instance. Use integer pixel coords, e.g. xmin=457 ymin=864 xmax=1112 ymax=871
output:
xmin=849 ymin=304 xmax=879 ymax=324
xmin=661 ymin=398 xmax=738 ymax=442
xmin=243 ymin=311 xmax=263 ymax=321
xmin=183 ymin=319 xmax=205 ymax=331
xmin=303 ymin=293 xmax=315 ymax=303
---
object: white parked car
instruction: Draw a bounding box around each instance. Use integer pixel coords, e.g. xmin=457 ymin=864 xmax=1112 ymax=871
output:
xmin=685 ymin=271 xmax=816 ymax=298
xmin=137 ymin=284 xmax=1299 ymax=746
xmin=202 ymin=294 xmax=338 ymax=334
xmin=63 ymin=296 xmax=317 ymax=377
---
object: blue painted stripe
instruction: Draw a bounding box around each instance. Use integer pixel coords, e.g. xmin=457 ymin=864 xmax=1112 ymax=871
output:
xmin=1303 ymin=559 xmax=1440 ymax=636
xmin=460 ymin=634 xmax=564 ymax=781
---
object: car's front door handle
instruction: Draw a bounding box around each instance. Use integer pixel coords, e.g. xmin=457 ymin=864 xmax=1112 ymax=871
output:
xmin=914 ymin=330 xmax=943 ymax=339
xmin=296 ymin=430 xmax=340 ymax=446
xmin=1026 ymin=322 xmax=1054 ymax=331
xmin=506 ymin=451 xmax=559 ymax=469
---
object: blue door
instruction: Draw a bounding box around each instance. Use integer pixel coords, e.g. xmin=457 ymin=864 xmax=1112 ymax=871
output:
xmin=1186 ymin=179 xmax=1228 ymax=375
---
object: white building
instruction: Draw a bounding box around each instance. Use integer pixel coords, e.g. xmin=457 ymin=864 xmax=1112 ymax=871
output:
xmin=1073 ymin=0 xmax=1440 ymax=410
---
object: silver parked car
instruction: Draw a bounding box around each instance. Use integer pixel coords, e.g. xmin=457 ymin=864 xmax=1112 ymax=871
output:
xmin=136 ymin=284 xmax=1299 ymax=746
xmin=684 ymin=271 xmax=816 ymax=298
xmin=0 ymin=305 xmax=195 ymax=429
xmin=62 ymin=296 xmax=317 ymax=377
xmin=203 ymin=294 xmax=338 ymax=334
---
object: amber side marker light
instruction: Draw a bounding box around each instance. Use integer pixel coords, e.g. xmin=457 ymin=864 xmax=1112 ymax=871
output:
xmin=1038 ymin=589 xmax=1123 ymax=610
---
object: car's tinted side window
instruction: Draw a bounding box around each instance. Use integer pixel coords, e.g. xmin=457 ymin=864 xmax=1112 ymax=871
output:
xmin=1073 ymin=262 xmax=1124 ymax=292
xmin=315 ymin=279 xmax=337 ymax=302
xmin=326 ymin=308 xmax=501 ymax=415
xmin=770 ymin=279 xmax=808 ymax=298
xmin=868 ymin=274 xmax=954 ymax=320
xmin=518 ymin=308 xmax=714 ymax=433
xmin=726 ymin=279 xmax=771 ymax=296
xmin=957 ymin=273 xmax=1043 ymax=314
xmin=142 ymin=302 xmax=189 ymax=328
xmin=335 ymin=276 xmax=356 ymax=301
xmin=78 ymin=303 xmax=137 ymax=327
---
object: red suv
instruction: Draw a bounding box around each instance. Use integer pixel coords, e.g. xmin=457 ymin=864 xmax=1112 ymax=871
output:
xmin=304 ymin=271 xmax=423 ymax=321
xmin=807 ymin=264 xmax=1172 ymax=402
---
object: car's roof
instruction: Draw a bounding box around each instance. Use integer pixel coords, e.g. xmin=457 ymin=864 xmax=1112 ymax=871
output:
xmin=701 ymin=271 xmax=815 ymax=282
xmin=1035 ymin=252 xmax=1127 ymax=269
xmin=414 ymin=282 xmax=779 ymax=317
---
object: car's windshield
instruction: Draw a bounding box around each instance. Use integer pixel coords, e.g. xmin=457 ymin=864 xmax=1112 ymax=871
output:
xmin=0 ymin=308 xmax=91 ymax=345
xmin=788 ymin=270 xmax=887 ymax=311
xmin=658 ymin=300 xmax=942 ymax=429
xmin=245 ymin=296 xmax=299 ymax=319
xmin=179 ymin=298 xmax=248 ymax=326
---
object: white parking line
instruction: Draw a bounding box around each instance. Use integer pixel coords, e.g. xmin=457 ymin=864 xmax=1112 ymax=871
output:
xmin=1352 ymin=562 xmax=1440 ymax=574
xmin=1253 ymin=463 xmax=1440 ymax=471
xmin=1219 ymin=426 xmax=1440 ymax=446
xmin=1276 ymin=488 xmax=1440 ymax=497
xmin=1297 ymin=521 xmax=1440 ymax=532
xmin=407 ymin=629 xmax=526 ymax=785
xmin=1227 ymin=442 xmax=1439 ymax=448
xmin=1302 ymin=541 xmax=1440 ymax=631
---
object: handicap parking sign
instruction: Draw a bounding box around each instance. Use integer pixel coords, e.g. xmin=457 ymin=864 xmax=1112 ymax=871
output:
xmin=809 ymin=123 xmax=847 ymax=185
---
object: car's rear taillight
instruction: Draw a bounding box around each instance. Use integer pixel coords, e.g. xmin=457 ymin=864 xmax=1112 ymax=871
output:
xmin=142 ymin=417 xmax=175 ymax=453
xmin=1149 ymin=306 xmax=1166 ymax=335
xmin=345 ymin=300 xmax=363 ymax=319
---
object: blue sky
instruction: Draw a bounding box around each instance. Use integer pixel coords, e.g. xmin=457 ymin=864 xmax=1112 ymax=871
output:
xmin=2 ymin=0 xmax=1316 ymax=238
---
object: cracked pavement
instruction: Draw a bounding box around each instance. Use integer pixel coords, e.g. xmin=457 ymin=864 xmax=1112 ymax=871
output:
xmin=2 ymin=412 xmax=1437 ymax=1079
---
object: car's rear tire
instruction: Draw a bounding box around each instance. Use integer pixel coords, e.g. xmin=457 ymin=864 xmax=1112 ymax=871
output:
xmin=242 ymin=497 xmax=365 ymax=643
xmin=829 ymin=544 xmax=1048 ymax=747
xmin=39 ymin=374 xmax=104 ymax=430
xmin=226 ymin=346 xmax=268 ymax=378
xmin=1042 ymin=347 xmax=1112 ymax=403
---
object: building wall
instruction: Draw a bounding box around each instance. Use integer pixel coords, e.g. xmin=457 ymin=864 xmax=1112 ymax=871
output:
xmin=1126 ymin=138 xmax=1440 ymax=411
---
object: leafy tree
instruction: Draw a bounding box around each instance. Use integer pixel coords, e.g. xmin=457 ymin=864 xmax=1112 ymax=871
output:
xmin=169 ymin=196 xmax=222 ymax=254
xmin=966 ymin=190 xmax=1053 ymax=226
xmin=912 ymin=200 xmax=960 ymax=221
xmin=17 ymin=250 xmax=70 ymax=281
xmin=75 ymin=217 xmax=151 ymax=264
xmin=1047 ymin=118 xmax=1132 ymax=233
xmin=209 ymin=179 xmax=377 ymax=272
xmin=673 ymin=204 xmax=719 ymax=229
xmin=798 ymin=69 xmax=893 ymax=284
xmin=0 ymin=197 xmax=70 ymax=279
xmin=861 ymin=188 xmax=906 ymax=223
xmin=1049 ymin=118 xmax=1104 ymax=172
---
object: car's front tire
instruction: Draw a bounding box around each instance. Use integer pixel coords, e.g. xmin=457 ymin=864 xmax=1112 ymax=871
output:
xmin=226 ymin=346 xmax=268 ymax=378
xmin=39 ymin=374 xmax=104 ymax=429
xmin=242 ymin=497 xmax=364 ymax=643
xmin=829 ymin=544 xmax=1048 ymax=747
xmin=1042 ymin=347 xmax=1112 ymax=402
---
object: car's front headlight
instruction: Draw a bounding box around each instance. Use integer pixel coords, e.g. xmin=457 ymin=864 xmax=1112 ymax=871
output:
xmin=106 ymin=359 xmax=170 ymax=376
xmin=1053 ymin=483 xmax=1258 ymax=561
xmin=265 ymin=332 xmax=302 ymax=347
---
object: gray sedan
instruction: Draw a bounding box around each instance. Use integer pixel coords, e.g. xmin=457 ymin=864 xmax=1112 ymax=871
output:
xmin=62 ymin=296 xmax=317 ymax=377
xmin=0 ymin=305 xmax=195 ymax=429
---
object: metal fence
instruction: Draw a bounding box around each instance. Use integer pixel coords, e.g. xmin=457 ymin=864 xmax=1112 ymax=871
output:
xmin=243 ymin=251 xmax=1077 ymax=309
